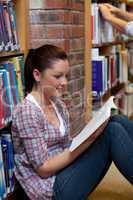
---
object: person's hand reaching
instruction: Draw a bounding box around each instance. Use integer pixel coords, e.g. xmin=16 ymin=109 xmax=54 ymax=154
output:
xmin=99 ymin=4 xmax=113 ymax=21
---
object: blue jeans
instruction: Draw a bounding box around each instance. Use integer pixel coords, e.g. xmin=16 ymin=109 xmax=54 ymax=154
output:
xmin=53 ymin=115 xmax=133 ymax=200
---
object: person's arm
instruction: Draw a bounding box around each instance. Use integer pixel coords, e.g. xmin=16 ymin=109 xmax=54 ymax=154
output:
xmin=104 ymin=3 xmax=133 ymax=22
xmin=36 ymin=120 xmax=108 ymax=178
xmin=99 ymin=4 xmax=129 ymax=34
xmin=15 ymin=103 xmax=108 ymax=178
xmin=106 ymin=15 xmax=128 ymax=33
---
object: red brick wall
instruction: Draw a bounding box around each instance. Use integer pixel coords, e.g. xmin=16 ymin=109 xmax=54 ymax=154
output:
xmin=29 ymin=0 xmax=85 ymax=135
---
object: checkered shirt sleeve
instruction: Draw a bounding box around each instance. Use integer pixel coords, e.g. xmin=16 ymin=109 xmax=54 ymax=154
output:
xmin=13 ymin=104 xmax=48 ymax=169
xmin=125 ymin=21 xmax=133 ymax=37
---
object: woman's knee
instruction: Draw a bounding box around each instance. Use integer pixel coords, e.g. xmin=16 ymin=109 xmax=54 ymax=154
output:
xmin=105 ymin=121 xmax=125 ymax=138
xmin=110 ymin=114 xmax=128 ymax=123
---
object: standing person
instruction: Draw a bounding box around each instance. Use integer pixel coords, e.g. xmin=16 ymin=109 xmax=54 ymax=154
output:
xmin=99 ymin=3 xmax=133 ymax=36
xmin=11 ymin=44 xmax=133 ymax=200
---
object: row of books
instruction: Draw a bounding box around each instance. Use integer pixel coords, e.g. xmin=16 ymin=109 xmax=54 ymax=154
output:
xmin=126 ymin=43 xmax=133 ymax=82
xmin=0 ymin=55 xmax=24 ymax=129
xmin=91 ymin=0 xmax=133 ymax=116
xmin=0 ymin=129 xmax=14 ymax=199
xmin=91 ymin=2 xmax=129 ymax=45
xmin=92 ymin=46 xmax=128 ymax=97
xmin=0 ymin=0 xmax=20 ymax=52
xmin=124 ymin=83 xmax=133 ymax=117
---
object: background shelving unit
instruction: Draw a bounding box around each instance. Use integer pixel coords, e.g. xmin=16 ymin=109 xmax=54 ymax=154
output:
xmin=0 ymin=0 xmax=29 ymax=199
xmin=86 ymin=0 xmax=133 ymax=118
xmin=0 ymin=0 xmax=29 ymax=58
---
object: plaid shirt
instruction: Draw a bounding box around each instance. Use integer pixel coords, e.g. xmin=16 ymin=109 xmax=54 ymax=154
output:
xmin=11 ymin=95 xmax=71 ymax=200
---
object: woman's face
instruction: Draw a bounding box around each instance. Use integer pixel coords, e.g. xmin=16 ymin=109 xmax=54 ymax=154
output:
xmin=34 ymin=59 xmax=70 ymax=98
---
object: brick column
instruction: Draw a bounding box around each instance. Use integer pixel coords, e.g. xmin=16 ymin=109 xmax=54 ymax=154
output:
xmin=29 ymin=0 xmax=85 ymax=135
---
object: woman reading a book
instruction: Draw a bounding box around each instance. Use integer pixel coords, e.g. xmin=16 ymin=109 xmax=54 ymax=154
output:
xmin=99 ymin=3 xmax=133 ymax=36
xmin=11 ymin=44 xmax=133 ymax=200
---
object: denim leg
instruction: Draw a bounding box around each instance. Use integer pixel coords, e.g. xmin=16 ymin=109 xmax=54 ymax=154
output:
xmin=53 ymin=120 xmax=133 ymax=200
xmin=53 ymin=128 xmax=112 ymax=200
xmin=110 ymin=114 xmax=133 ymax=139
xmin=108 ymin=120 xmax=133 ymax=184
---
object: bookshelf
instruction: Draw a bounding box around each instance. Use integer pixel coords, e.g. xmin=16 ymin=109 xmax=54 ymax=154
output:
xmin=0 ymin=0 xmax=29 ymax=199
xmin=84 ymin=0 xmax=92 ymax=122
xmin=93 ymin=39 xmax=133 ymax=48
xmin=0 ymin=0 xmax=28 ymax=129
xmin=86 ymin=0 xmax=133 ymax=117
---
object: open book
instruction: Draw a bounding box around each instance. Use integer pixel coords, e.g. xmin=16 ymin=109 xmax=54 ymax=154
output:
xmin=69 ymin=96 xmax=117 ymax=152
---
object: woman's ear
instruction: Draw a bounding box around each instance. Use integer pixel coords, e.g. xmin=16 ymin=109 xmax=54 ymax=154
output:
xmin=33 ymin=68 xmax=41 ymax=82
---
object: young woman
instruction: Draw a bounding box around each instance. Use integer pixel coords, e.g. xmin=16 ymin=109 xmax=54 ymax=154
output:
xmin=11 ymin=44 xmax=133 ymax=200
xmin=99 ymin=3 xmax=133 ymax=36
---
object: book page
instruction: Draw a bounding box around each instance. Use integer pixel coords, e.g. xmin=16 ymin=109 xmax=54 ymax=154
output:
xmin=69 ymin=96 xmax=117 ymax=152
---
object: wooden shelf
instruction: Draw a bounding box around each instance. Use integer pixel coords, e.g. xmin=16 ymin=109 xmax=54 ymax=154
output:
xmin=93 ymin=39 xmax=133 ymax=48
xmin=85 ymin=0 xmax=92 ymax=121
xmin=0 ymin=51 xmax=24 ymax=59
xmin=14 ymin=0 xmax=29 ymax=56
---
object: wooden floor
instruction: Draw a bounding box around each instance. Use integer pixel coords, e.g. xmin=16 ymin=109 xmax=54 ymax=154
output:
xmin=88 ymin=163 xmax=133 ymax=200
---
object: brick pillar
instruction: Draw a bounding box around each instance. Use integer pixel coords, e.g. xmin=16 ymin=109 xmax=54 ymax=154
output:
xmin=29 ymin=0 xmax=85 ymax=135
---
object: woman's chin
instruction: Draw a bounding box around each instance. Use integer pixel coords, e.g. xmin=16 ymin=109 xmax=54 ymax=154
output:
xmin=55 ymin=90 xmax=62 ymax=97
xmin=48 ymin=90 xmax=62 ymax=98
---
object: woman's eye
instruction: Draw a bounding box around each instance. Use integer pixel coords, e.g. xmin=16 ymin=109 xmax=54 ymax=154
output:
xmin=54 ymin=75 xmax=62 ymax=79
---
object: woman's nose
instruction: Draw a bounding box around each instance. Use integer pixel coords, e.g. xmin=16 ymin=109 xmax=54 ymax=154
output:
xmin=60 ymin=77 xmax=68 ymax=86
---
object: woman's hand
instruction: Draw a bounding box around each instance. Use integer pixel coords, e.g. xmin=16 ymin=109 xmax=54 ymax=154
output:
xmin=99 ymin=4 xmax=114 ymax=21
xmin=102 ymin=3 xmax=120 ymax=14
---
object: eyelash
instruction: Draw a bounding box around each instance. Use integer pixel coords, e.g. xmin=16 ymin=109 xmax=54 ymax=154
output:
xmin=54 ymin=75 xmax=62 ymax=79
xmin=54 ymin=75 xmax=68 ymax=79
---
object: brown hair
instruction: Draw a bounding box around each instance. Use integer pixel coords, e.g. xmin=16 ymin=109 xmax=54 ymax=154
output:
xmin=24 ymin=44 xmax=68 ymax=94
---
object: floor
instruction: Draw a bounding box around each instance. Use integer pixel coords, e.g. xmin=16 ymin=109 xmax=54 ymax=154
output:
xmin=88 ymin=163 xmax=133 ymax=200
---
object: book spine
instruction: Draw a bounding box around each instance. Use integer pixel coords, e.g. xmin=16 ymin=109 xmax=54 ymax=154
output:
xmin=1 ymin=132 xmax=14 ymax=193
xmin=9 ymin=57 xmax=24 ymax=101
xmin=0 ymin=74 xmax=4 ymax=128
xmin=0 ymin=138 xmax=6 ymax=199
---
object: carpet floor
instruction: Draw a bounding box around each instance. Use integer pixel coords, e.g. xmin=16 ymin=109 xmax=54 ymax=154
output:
xmin=88 ymin=163 xmax=133 ymax=200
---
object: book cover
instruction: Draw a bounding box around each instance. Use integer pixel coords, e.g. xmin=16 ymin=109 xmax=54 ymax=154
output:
xmin=0 ymin=69 xmax=11 ymax=125
xmin=18 ymin=55 xmax=25 ymax=90
xmin=8 ymin=1 xmax=20 ymax=50
xmin=91 ymin=3 xmax=101 ymax=44
xmin=1 ymin=132 xmax=14 ymax=193
xmin=9 ymin=57 xmax=24 ymax=101
xmin=69 ymin=96 xmax=117 ymax=152
xmin=0 ymin=73 xmax=4 ymax=129
xmin=92 ymin=60 xmax=103 ymax=96
xmin=8 ymin=62 xmax=20 ymax=105
xmin=0 ymin=1 xmax=9 ymax=51
xmin=0 ymin=138 xmax=6 ymax=199
xmin=3 ymin=2 xmax=14 ymax=51
xmin=1 ymin=62 xmax=14 ymax=110
xmin=1 ymin=136 xmax=10 ymax=194
xmin=0 ymin=12 xmax=4 ymax=51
